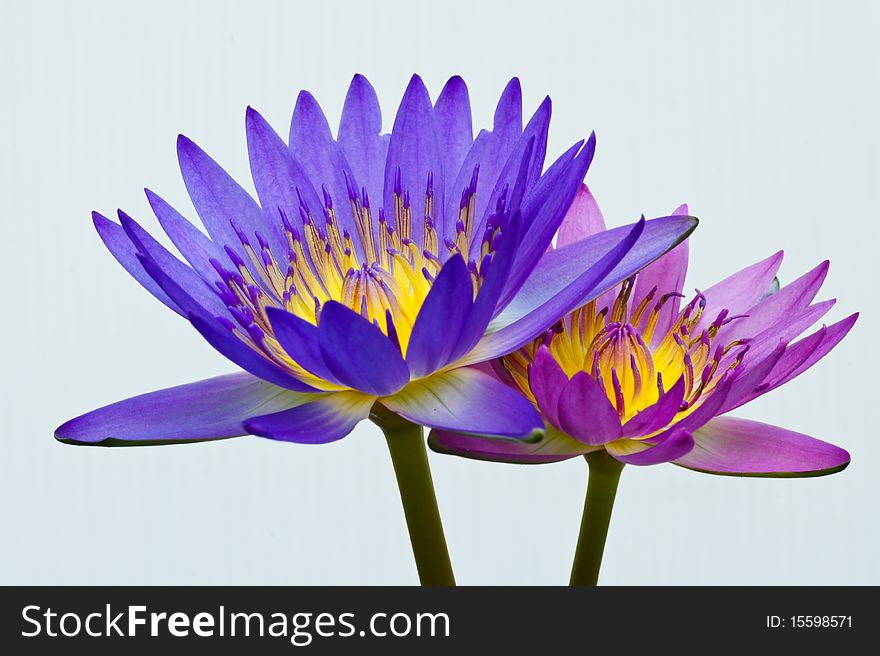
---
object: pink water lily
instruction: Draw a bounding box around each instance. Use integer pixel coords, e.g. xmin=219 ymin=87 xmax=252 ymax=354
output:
xmin=431 ymin=185 xmax=855 ymax=476
xmin=430 ymin=184 xmax=856 ymax=585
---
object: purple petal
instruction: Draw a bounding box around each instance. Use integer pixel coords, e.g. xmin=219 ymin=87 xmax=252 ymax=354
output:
xmin=557 ymin=372 xmax=623 ymax=445
xmin=338 ymin=74 xmax=388 ymax=217
xmin=760 ymin=313 xmax=858 ymax=394
xmin=289 ymin=90 xmax=359 ymax=243
xmin=556 ymin=183 xmax=607 ymax=247
xmin=266 ymin=308 xmax=340 ymax=383
xmin=118 ymin=210 xmax=227 ymax=316
xmin=719 ymin=342 xmax=788 ymax=413
xmin=56 ymin=373 xmax=306 ymax=445
xmin=383 ymin=75 xmax=444 ymax=238
xmin=381 ymin=367 xmax=542 ymax=439
xmin=245 ymin=106 xmax=322 ymax=255
xmin=176 ymin=134 xmax=281 ymax=262
xmin=244 ymin=391 xmax=374 ymax=444
xmin=145 ymin=188 xmax=226 ymax=284
xmin=405 ymin=255 xmax=474 ymax=377
xmin=621 ymin=376 xmax=687 ymax=437
xmin=473 ymin=214 xmax=698 ymax=365
xmin=696 ymin=251 xmax=784 ymax=331
xmin=464 ymin=213 xmax=699 ymax=365
xmin=317 ymin=301 xmax=410 ymax=396
xmin=632 ymin=205 xmax=690 ymax=343
xmin=188 ymin=314 xmax=317 ymax=392
xmin=607 ymin=429 xmax=694 ymax=466
xmin=483 ymin=96 xmax=552 ymax=233
xmin=715 ymin=261 xmax=830 ymax=344
xmin=455 ymin=78 xmax=523 ymax=251
xmin=732 ymin=300 xmax=835 ymax=367
xmin=501 ymin=137 xmax=596 ymax=299
xmin=434 ymin=75 xmax=473 ymax=209
xmin=92 ymin=212 xmax=180 ymax=314
xmin=428 ymin=425 xmax=589 ymax=464
xmin=674 ymin=416 xmax=850 ymax=477
xmin=528 ymin=346 xmax=568 ymax=429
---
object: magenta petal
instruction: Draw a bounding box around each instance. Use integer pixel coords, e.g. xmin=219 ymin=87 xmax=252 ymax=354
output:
xmin=244 ymin=392 xmax=374 ymax=444
xmin=528 ymin=346 xmax=568 ymax=429
xmin=622 ymin=376 xmax=686 ymax=437
xmin=556 ymin=183 xmax=606 ymax=247
xmin=428 ymin=427 xmax=586 ymax=464
xmin=674 ymin=416 xmax=850 ymax=477
xmin=720 ymin=342 xmax=788 ymax=413
xmin=56 ymin=373 xmax=306 ymax=446
xmin=633 ymin=207 xmax=690 ymax=344
xmin=557 ymin=372 xmax=623 ymax=445
xmin=716 ymin=261 xmax=830 ymax=344
xmin=761 ymin=313 xmax=858 ymax=393
xmin=609 ymin=429 xmax=694 ymax=466
xmin=697 ymin=251 xmax=784 ymax=331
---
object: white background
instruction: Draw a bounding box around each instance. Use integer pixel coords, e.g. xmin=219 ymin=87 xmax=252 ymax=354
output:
xmin=1 ymin=0 xmax=877 ymax=584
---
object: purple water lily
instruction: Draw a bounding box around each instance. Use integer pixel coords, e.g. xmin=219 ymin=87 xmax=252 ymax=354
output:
xmin=54 ymin=75 xmax=697 ymax=584
xmin=430 ymin=184 xmax=856 ymax=584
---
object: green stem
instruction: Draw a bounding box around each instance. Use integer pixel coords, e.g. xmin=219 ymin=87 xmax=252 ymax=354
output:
xmin=374 ymin=409 xmax=455 ymax=586
xmin=569 ymin=450 xmax=624 ymax=586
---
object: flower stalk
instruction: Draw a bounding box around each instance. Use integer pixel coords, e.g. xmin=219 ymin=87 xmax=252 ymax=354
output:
xmin=569 ymin=451 xmax=624 ymax=586
xmin=373 ymin=407 xmax=455 ymax=586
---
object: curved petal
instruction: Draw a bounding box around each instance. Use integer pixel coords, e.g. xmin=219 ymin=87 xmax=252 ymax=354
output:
xmin=188 ymin=313 xmax=318 ymax=392
xmin=244 ymin=391 xmax=375 ymax=444
xmin=557 ymin=372 xmax=623 ymax=445
xmin=176 ymin=134 xmax=277 ymax=260
xmin=405 ymin=254 xmax=474 ymax=377
xmin=56 ymin=373 xmax=306 ymax=446
xmin=463 ymin=213 xmax=701 ymax=365
xmin=266 ymin=308 xmax=340 ymax=383
xmin=760 ymin=313 xmax=858 ymax=394
xmin=381 ymin=367 xmax=543 ymax=439
xmin=696 ymin=250 xmax=784 ymax=332
xmin=478 ymin=214 xmax=699 ymax=365
xmin=289 ymin=90 xmax=359 ymax=241
xmin=674 ymin=416 xmax=850 ymax=477
xmin=119 ymin=210 xmax=227 ymax=316
xmin=621 ymin=376 xmax=686 ymax=437
xmin=145 ymin=188 xmax=225 ymax=284
xmin=318 ymin=301 xmax=410 ymax=396
xmin=428 ymin=425 xmax=590 ymax=464
xmin=528 ymin=346 xmax=568 ymax=429
xmin=338 ymin=74 xmax=388 ymax=216
xmin=483 ymin=96 xmax=552 ymax=235
xmin=434 ymin=75 xmax=473 ymax=208
xmin=92 ymin=212 xmax=180 ymax=314
xmin=383 ymin=74 xmax=444 ymax=238
xmin=245 ymin=106 xmax=321 ymax=256
xmin=632 ymin=204 xmax=690 ymax=343
xmin=716 ymin=261 xmax=830 ymax=344
xmin=457 ymin=78 xmax=523 ymax=250
xmin=556 ymin=183 xmax=606 ymax=247
xmin=606 ymin=429 xmax=694 ymax=466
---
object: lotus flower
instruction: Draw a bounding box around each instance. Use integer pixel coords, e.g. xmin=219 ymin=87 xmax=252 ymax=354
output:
xmin=53 ymin=75 xmax=697 ymax=584
xmin=430 ymin=185 xmax=856 ymax=585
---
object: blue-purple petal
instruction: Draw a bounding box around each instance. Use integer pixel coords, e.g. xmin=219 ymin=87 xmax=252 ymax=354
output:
xmin=405 ymin=254 xmax=474 ymax=377
xmin=317 ymin=301 xmax=410 ymax=396
xmin=56 ymin=373 xmax=307 ymax=445
xmin=245 ymin=391 xmax=375 ymax=444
